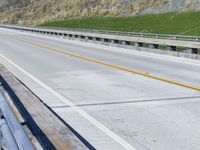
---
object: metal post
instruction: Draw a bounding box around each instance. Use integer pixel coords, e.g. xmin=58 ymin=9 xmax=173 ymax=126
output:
xmin=85 ymin=36 xmax=89 ymax=41
xmin=122 ymin=41 xmax=127 ymax=45
xmin=149 ymin=44 xmax=158 ymax=49
xmin=135 ymin=42 xmax=139 ymax=47
xmin=166 ymin=46 xmax=176 ymax=51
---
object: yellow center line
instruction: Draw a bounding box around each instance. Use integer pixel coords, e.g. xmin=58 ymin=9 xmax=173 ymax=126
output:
xmin=12 ymin=37 xmax=200 ymax=92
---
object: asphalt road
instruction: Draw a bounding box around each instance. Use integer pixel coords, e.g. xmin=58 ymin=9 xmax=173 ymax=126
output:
xmin=0 ymin=28 xmax=200 ymax=150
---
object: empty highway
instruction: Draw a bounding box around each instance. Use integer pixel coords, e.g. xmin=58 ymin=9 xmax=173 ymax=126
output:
xmin=0 ymin=28 xmax=200 ymax=150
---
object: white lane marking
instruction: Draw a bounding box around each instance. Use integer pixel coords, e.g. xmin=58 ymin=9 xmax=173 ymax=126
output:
xmin=0 ymin=54 xmax=137 ymax=150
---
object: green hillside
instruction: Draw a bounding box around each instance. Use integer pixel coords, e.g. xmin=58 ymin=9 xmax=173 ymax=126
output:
xmin=40 ymin=11 xmax=200 ymax=36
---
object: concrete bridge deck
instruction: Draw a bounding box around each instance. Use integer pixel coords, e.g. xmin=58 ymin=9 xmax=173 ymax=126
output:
xmin=0 ymin=27 xmax=200 ymax=150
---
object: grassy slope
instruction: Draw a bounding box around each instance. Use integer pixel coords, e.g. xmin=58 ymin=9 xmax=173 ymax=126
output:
xmin=40 ymin=11 xmax=200 ymax=36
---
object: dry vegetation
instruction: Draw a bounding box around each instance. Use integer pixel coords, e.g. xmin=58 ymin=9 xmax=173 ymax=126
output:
xmin=0 ymin=0 xmax=199 ymax=25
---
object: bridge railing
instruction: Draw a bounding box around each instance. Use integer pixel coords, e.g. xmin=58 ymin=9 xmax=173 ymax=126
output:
xmin=4 ymin=24 xmax=200 ymax=42
xmin=0 ymin=92 xmax=34 ymax=150
xmin=1 ymin=24 xmax=200 ymax=59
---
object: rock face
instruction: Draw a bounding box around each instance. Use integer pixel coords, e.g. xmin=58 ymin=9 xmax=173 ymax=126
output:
xmin=0 ymin=0 xmax=35 ymax=11
xmin=0 ymin=0 xmax=200 ymax=24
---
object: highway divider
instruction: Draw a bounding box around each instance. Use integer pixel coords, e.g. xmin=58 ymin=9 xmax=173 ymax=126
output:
xmin=0 ymin=24 xmax=200 ymax=60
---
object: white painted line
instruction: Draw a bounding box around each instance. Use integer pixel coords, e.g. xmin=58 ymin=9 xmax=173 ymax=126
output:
xmin=0 ymin=54 xmax=137 ymax=150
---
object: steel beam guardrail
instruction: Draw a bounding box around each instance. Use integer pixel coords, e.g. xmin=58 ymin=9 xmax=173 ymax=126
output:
xmin=1 ymin=24 xmax=200 ymax=42
xmin=0 ymin=92 xmax=34 ymax=150
xmin=1 ymin=24 xmax=200 ymax=55
xmin=0 ymin=119 xmax=19 ymax=150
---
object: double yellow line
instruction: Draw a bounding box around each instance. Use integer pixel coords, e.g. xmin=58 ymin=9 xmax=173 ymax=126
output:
xmin=13 ymin=37 xmax=200 ymax=92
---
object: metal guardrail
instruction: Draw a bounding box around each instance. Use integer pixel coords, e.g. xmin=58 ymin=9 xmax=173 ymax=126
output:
xmin=0 ymin=119 xmax=19 ymax=150
xmin=6 ymin=24 xmax=200 ymax=42
xmin=0 ymin=92 xmax=35 ymax=150
xmin=1 ymin=24 xmax=200 ymax=56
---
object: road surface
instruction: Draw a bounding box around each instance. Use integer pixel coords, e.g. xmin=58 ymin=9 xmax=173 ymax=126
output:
xmin=0 ymin=28 xmax=200 ymax=150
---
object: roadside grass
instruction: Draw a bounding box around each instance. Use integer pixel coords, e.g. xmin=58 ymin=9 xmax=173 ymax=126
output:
xmin=40 ymin=11 xmax=200 ymax=36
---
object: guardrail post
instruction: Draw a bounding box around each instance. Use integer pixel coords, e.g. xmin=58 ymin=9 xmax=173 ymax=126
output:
xmin=85 ymin=36 xmax=89 ymax=41
xmin=135 ymin=42 xmax=139 ymax=47
xmin=101 ymin=38 xmax=105 ymax=43
xmin=183 ymin=48 xmax=198 ymax=54
xmin=166 ymin=46 xmax=176 ymax=51
xmin=78 ymin=35 xmax=81 ymax=40
xmin=92 ymin=37 xmax=96 ymax=42
xmin=122 ymin=41 xmax=127 ymax=45
xmin=191 ymin=48 xmax=198 ymax=54
xmin=149 ymin=44 xmax=158 ymax=49
xmin=65 ymin=34 xmax=70 ymax=39
xmin=61 ymin=33 xmax=64 ymax=38
xmin=135 ymin=42 xmax=143 ymax=47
